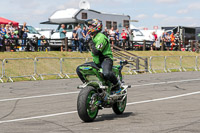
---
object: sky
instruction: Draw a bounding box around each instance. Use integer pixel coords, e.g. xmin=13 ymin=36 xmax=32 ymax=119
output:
xmin=1 ymin=0 xmax=200 ymax=29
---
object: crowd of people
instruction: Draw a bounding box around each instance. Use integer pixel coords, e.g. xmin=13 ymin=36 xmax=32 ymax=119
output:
xmin=149 ymin=31 xmax=181 ymax=51
xmin=59 ymin=24 xmax=133 ymax=52
xmin=0 ymin=22 xmax=30 ymax=51
xmin=0 ymin=22 xmax=189 ymax=52
xmin=102 ymin=25 xmax=132 ymax=50
xmin=161 ymin=32 xmax=180 ymax=51
xmin=59 ymin=23 xmax=182 ymax=52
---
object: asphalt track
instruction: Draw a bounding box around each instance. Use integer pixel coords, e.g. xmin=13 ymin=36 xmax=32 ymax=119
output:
xmin=0 ymin=71 xmax=200 ymax=133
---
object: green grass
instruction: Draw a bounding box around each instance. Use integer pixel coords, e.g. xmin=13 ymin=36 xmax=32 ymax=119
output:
xmin=0 ymin=51 xmax=200 ymax=82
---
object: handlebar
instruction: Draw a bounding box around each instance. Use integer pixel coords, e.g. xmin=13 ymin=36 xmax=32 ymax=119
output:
xmin=120 ymin=60 xmax=128 ymax=66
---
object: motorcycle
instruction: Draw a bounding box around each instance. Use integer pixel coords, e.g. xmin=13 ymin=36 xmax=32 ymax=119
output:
xmin=77 ymin=60 xmax=131 ymax=122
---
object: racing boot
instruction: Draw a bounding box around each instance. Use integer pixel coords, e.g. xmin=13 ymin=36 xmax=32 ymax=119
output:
xmin=111 ymin=82 xmax=122 ymax=95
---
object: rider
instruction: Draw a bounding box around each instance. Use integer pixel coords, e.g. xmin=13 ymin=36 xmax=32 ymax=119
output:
xmin=76 ymin=19 xmax=121 ymax=92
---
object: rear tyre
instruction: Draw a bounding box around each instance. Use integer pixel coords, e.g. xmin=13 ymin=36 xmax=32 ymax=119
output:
xmin=112 ymin=95 xmax=127 ymax=115
xmin=77 ymin=86 xmax=99 ymax=122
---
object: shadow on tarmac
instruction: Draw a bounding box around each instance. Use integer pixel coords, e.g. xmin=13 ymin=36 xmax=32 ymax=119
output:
xmin=94 ymin=112 xmax=135 ymax=122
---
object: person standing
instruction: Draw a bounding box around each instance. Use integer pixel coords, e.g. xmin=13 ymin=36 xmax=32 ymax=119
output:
xmin=125 ymin=25 xmax=131 ymax=49
xmin=76 ymin=25 xmax=84 ymax=53
xmin=174 ymin=32 xmax=180 ymax=45
xmin=21 ymin=22 xmax=29 ymax=50
xmin=121 ymin=29 xmax=127 ymax=50
xmin=149 ymin=32 xmax=155 ymax=51
xmin=165 ymin=33 xmax=171 ymax=51
xmin=153 ymin=32 xmax=158 ymax=51
xmin=1 ymin=24 xmax=6 ymax=36
xmin=82 ymin=26 xmax=88 ymax=51
xmin=59 ymin=24 xmax=67 ymax=51
xmin=102 ymin=27 xmax=109 ymax=38
xmin=72 ymin=26 xmax=78 ymax=51
xmin=8 ymin=22 xmax=14 ymax=35
xmin=115 ymin=29 xmax=120 ymax=47
xmin=109 ymin=27 xmax=115 ymax=50
xmin=59 ymin=24 xmax=67 ymax=39
xmin=170 ymin=32 xmax=175 ymax=50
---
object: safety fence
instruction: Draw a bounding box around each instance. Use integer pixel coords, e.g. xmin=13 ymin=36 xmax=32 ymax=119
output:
xmin=149 ymin=56 xmax=200 ymax=73
xmin=61 ymin=57 xmax=87 ymax=78
xmin=0 ymin=56 xmax=200 ymax=82
xmin=0 ymin=59 xmax=3 ymax=83
xmin=35 ymin=57 xmax=63 ymax=80
xmin=149 ymin=56 xmax=167 ymax=73
xmin=3 ymin=58 xmax=36 ymax=82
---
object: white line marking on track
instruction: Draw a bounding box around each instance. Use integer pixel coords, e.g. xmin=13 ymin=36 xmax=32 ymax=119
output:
xmin=0 ymin=91 xmax=200 ymax=124
xmin=0 ymin=91 xmax=80 ymax=102
xmin=130 ymin=78 xmax=200 ymax=88
xmin=127 ymin=91 xmax=200 ymax=105
xmin=0 ymin=111 xmax=77 ymax=124
xmin=0 ymin=78 xmax=200 ymax=102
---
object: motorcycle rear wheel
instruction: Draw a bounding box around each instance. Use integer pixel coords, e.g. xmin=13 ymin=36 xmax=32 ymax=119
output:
xmin=77 ymin=86 xmax=99 ymax=122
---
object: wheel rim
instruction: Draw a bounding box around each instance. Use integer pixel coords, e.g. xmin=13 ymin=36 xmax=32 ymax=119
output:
xmin=87 ymin=90 xmax=98 ymax=118
xmin=117 ymin=96 xmax=127 ymax=112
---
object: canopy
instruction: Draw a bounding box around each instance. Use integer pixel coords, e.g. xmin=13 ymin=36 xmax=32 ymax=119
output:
xmin=0 ymin=17 xmax=19 ymax=27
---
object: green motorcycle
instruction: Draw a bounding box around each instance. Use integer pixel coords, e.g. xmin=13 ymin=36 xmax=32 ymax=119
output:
xmin=77 ymin=60 xmax=131 ymax=122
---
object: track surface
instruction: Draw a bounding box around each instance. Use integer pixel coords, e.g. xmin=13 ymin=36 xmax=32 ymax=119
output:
xmin=0 ymin=72 xmax=200 ymax=133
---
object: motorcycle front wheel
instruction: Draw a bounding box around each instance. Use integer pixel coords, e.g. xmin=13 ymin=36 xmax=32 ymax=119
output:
xmin=112 ymin=95 xmax=127 ymax=115
xmin=77 ymin=86 xmax=99 ymax=122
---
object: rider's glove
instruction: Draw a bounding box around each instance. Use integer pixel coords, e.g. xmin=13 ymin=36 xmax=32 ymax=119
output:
xmin=91 ymin=42 xmax=101 ymax=56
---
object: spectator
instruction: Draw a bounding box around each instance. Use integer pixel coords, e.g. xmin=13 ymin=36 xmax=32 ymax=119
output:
xmin=40 ymin=35 xmax=48 ymax=51
xmin=165 ymin=33 xmax=171 ymax=51
xmin=102 ymin=27 xmax=109 ymax=38
xmin=109 ymin=27 xmax=115 ymax=50
xmin=153 ymin=32 xmax=158 ymax=50
xmin=1 ymin=24 xmax=6 ymax=36
xmin=59 ymin=24 xmax=67 ymax=39
xmin=125 ymin=25 xmax=131 ymax=49
xmin=59 ymin=24 xmax=67 ymax=51
xmin=121 ymin=29 xmax=127 ymax=50
xmin=72 ymin=26 xmax=78 ymax=51
xmin=5 ymin=24 xmax=11 ymax=38
xmin=82 ymin=26 xmax=88 ymax=51
xmin=76 ymin=25 xmax=84 ymax=53
xmin=0 ymin=33 xmax=3 ymax=52
xmin=40 ymin=35 xmax=47 ymax=45
xmin=149 ymin=32 xmax=155 ymax=51
xmin=115 ymin=29 xmax=120 ymax=46
xmin=13 ymin=27 xmax=19 ymax=38
xmin=174 ymin=32 xmax=180 ymax=46
xmin=161 ymin=32 xmax=166 ymax=46
xmin=0 ymin=33 xmax=3 ymax=46
xmin=170 ymin=32 xmax=175 ymax=50
xmin=8 ymin=22 xmax=14 ymax=34
xmin=21 ymin=22 xmax=29 ymax=50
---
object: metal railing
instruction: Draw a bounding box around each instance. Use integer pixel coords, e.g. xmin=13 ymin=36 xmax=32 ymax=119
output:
xmin=61 ymin=57 xmax=87 ymax=78
xmin=149 ymin=56 xmax=167 ymax=73
xmin=196 ymin=56 xmax=200 ymax=71
xmin=0 ymin=59 xmax=3 ymax=83
xmin=34 ymin=57 xmax=63 ymax=80
xmin=0 ymin=56 xmax=199 ymax=83
xmin=181 ymin=56 xmax=197 ymax=71
xmin=165 ymin=56 xmax=182 ymax=72
xmin=3 ymin=58 xmax=36 ymax=82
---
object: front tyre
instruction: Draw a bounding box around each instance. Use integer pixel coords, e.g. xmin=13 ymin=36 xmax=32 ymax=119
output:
xmin=112 ymin=95 xmax=127 ymax=115
xmin=77 ymin=86 xmax=99 ymax=122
